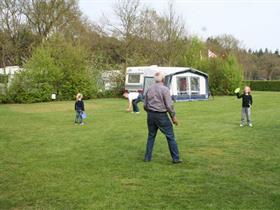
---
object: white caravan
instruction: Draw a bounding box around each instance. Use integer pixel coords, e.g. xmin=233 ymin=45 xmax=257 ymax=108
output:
xmin=101 ymin=70 xmax=121 ymax=90
xmin=0 ymin=66 xmax=22 ymax=94
xmin=125 ymin=65 xmax=209 ymax=101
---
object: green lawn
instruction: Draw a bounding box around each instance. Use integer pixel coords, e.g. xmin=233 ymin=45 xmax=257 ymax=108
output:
xmin=0 ymin=92 xmax=280 ymax=209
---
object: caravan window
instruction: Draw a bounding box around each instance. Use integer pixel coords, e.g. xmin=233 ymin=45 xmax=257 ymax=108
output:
xmin=191 ymin=77 xmax=200 ymax=94
xmin=177 ymin=77 xmax=188 ymax=95
xmin=128 ymin=74 xmax=141 ymax=83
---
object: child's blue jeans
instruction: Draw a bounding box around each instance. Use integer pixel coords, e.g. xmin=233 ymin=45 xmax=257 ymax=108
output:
xmin=132 ymin=94 xmax=143 ymax=112
xmin=75 ymin=110 xmax=83 ymax=124
xmin=241 ymin=107 xmax=251 ymax=124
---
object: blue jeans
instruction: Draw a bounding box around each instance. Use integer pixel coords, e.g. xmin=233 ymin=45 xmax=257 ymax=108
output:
xmin=145 ymin=112 xmax=180 ymax=161
xmin=75 ymin=110 xmax=83 ymax=124
xmin=241 ymin=107 xmax=251 ymax=124
xmin=132 ymin=94 xmax=143 ymax=112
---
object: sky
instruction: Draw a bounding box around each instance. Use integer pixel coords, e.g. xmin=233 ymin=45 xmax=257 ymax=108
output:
xmin=79 ymin=0 xmax=280 ymax=51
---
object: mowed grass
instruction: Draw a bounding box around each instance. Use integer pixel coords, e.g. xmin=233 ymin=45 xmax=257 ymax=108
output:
xmin=0 ymin=92 xmax=280 ymax=210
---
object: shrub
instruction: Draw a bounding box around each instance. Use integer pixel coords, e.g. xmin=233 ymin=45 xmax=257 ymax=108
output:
xmin=201 ymin=54 xmax=243 ymax=95
xmin=243 ymin=80 xmax=280 ymax=91
xmin=0 ymin=94 xmax=10 ymax=103
xmin=97 ymin=88 xmax=123 ymax=98
xmin=8 ymin=35 xmax=96 ymax=103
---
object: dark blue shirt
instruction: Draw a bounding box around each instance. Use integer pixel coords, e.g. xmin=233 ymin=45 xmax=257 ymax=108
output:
xmin=75 ymin=100 xmax=85 ymax=111
xmin=237 ymin=93 xmax=253 ymax=108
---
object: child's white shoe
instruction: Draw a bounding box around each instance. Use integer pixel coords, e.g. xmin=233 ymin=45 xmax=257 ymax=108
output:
xmin=248 ymin=123 xmax=253 ymax=127
xmin=240 ymin=124 xmax=244 ymax=127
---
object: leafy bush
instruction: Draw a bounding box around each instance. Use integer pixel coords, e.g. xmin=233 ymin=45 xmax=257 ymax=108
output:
xmin=97 ymin=88 xmax=123 ymax=98
xmin=0 ymin=74 xmax=8 ymax=83
xmin=244 ymin=80 xmax=280 ymax=91
xmin=200 ymin=54 xmax=243 ymax=95
xmin=179 ymin=37 xmax=205 ymax=68
xmin=0 ymin=94 xmax=10 ymax=103
xmin=221 ymin=54 xmax=243 ymax=95
xmin=8 ymin=69 xmax=53 ymax=103
xmin=8 ymin=35 xmax=97 ymax=103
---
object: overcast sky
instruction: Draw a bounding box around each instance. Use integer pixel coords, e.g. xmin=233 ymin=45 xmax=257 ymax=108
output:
xmin=79 ymin=0 xmax=280 ymax=51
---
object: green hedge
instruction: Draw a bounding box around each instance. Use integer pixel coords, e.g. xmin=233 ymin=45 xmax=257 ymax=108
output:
xmin=244 ymin=80 xmax=280 ymax=91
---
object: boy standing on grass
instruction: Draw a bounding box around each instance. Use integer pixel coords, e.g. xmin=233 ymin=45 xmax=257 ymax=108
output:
xmin=236 ymin=86 xmax=253 ymax=127
xmin=75 ymin=93 xmax=85 ymax=125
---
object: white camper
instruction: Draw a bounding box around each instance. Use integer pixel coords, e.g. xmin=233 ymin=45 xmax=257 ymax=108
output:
xmin=101 ymin=70 xmax=121 ymax=90
xmin=0 ymin=66 xmax=22 ymax=94
xmin=125 ymin=65 xmax=209 ymax=101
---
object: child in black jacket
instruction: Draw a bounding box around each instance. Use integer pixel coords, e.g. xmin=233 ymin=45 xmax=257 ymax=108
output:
xmin=236 ymin=86 xmax=253 ymax=127
xmin=75 ymin=93 xmax=85 ymax=125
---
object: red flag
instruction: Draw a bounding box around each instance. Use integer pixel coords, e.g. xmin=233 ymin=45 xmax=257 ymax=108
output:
xmin=208 ymin=49 xmax=217 ymax=58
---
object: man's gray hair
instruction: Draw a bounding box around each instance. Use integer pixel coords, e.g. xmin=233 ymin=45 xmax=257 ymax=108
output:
xmin=154 ymin=71 xmax=165 ymax=82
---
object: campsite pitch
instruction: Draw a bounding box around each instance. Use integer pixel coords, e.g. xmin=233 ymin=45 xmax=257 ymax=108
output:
xmin=0 ymin=92 xmax=279 ymax=209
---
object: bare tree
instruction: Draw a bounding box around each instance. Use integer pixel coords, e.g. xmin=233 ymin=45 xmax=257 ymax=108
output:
xmin=0 ymin=0 xmax=23 ymax=37
xmin=238 ymin=51 xmax=258 ymax=80
xmin=258 ymin=54 xmax=280 ymax=80
xmin=0 ymin=0 xmax=24 ymax=94
xmin=106 ymin=0 xmax=142 ymax=70
xmin=160 ymin=0 xmax=186 ymax=65
xmin=0 ymin=0 xmax=25 ymax=65
xmin=22 ymin=0 xmax=80 ymax=40
xmin=136 ymin=7 xmax=185 ymax=66
xmin=138 ymin=9 xmax=158 ymax=41
xmin=216 ymin=34 xmax=243 ymax=52
xmin=109 ymin=0 xmax=186 ymax=67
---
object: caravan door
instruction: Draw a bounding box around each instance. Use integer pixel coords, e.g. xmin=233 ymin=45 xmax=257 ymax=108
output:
xmin=143 ymin=77 xmax=155 ymax=94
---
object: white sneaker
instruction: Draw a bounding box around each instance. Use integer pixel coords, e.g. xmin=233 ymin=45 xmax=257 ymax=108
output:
xmin=240 ymin=124 xmax=244 ymax=127
xmin=249 ymin=123 xmax=253 ymax=127
xmin=135 ymin=112 xmax=140 ymax=114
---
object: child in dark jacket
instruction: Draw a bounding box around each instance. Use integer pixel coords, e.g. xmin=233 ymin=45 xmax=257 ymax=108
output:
xmin=236 ymin=86 xmax=253 ymax=127
xmin=75 ymin=93 xmax=85 ymax=125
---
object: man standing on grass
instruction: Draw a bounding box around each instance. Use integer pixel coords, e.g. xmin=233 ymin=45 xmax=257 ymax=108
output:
xmin=144 ymin=72 xmax=182 ymax=164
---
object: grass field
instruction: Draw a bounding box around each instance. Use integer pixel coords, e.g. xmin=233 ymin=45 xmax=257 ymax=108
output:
xmin=0 ymin=91 xmax=280 ymax=209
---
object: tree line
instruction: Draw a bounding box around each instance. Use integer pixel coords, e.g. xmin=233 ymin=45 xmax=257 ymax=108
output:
xmin=0 ymin=0 xmax=279 ymax=103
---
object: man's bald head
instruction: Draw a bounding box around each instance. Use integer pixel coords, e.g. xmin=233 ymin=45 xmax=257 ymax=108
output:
xmin=154 ymin=71 xmax=165 ymax=83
